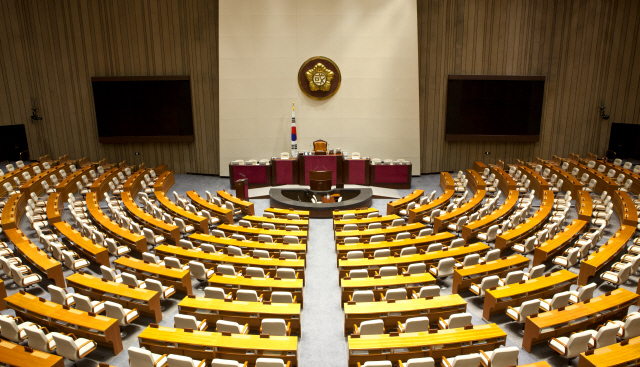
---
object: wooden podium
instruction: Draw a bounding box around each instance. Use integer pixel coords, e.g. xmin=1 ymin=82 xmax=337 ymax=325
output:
xmin=234 ymin=178 xmax=248 ymax=200
xmin=309 ymin=170 xmax=332 ymax=191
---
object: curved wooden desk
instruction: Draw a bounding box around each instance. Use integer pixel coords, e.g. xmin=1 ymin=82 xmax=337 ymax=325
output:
xmin=578 ymin=225 xmax=636 ymax=285
xmin=494 ymin=190 xmax=554 ymax=251
xmin=207 ymin=273 xmax=304 ymax=307
xmin=433 ymin=190 xmax=486 ymax=233
xmin=217 ymin=189 xmax=255 ymax=215
xmin=218 ymin=223 xmax=307 ymax=243
xmin=333 ymin=207 xmax=378 ymax=220
xmin=408 ymin=189 xmax=455 ymax=224
xmin=578 ymin=336 xmax=640 ymax=367
xmin=186 ymin=191 xmax=234 ymax=224
xmin=532 ymin=219 xmax=588 ymax=266
xmin=334 ymin=215 xmax=400 ymax=231
xmin=121 ymin=191 xmax=180 ymax=244
xmin=335 ymin=223 xmax=426 ymax=245
xmin=241 ymin=215 xmax=309 ymax=230
xmin=86 ymin=192 xmax=147 ymax=253
xmin=340 ymin=273 xmax=435 ymax=303
xmin=462 ymin=190 xmax=519 ymax=243
xmin=386 ymin=190 xmax=424 ymax=215
xmin=452 ymin=254 xmax=529 ymax=293
xmin=335 ymin=232 xmax=456 ymax=257
xmin=0 ymin=338 xmax=64 ymax=367
xmin=53 ymin=221 xmax=110 ymax=267
xmin=190 ymin=233 xmax=307 ymax=256
xmin=115 ymin=256 xmax=193 ymax=296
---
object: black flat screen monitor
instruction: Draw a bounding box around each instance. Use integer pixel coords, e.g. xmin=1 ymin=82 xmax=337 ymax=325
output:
xmin=446 ymin=75 xmax=545 ymax=142
xmin=91 ymin=76 xmax=194 ymax=143
xmin=608 ymin=123 xmax=640 ymax=160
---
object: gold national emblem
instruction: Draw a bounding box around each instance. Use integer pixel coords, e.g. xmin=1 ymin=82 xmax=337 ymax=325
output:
xmin=305 ymin=63 xmax=334 ymax=92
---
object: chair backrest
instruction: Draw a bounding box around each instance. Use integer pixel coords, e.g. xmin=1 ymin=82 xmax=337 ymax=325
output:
xmin=349 ymin=269 xmax=368 ymax=279
xmin=0 ymin=317 xmax=21 ymax=342
xmin=417 ymin=286 xmax=440 ymax=298
xmin=404 ymin=358 xmax=435 ymax=367
xmin=189 ymin=261 xmax=208 ymax=280
xmin=100 ymin=265 xmax=119 ymax=281
xmin=370 ymin=235 xmax=385 ymax=243
xmin=622 ymin=313 xmax=640 ymax=339
xmin=396 ymin=232 xmax=411 ymax=241
xmin=276 ymin=268 xmax=296 ymax=279
xmin=374 ymin=249 xmax=390 ymax=258
xmin=255 ymin=358 xmax=286 ymax=367
xmin=122 ymin=273 xmax=141 ymax=288
xmin=253 ymin=249 xmax=270 ymax=258
xmin=144 ymin=279 xmax=164 ymax=294
xmin=104 ymin=301 xmax=126 ymax=325
xmin=261 ymin=318 xmax=288 ymax=336
xmin=503 ymin=271 xmax=525 ymax=285
xmin=352 ymin=290 xmax=374 ymax=302
xmin=236 ymin=289 xmax=259 ymax=302
xmin=25 ymin=327 xmax=50 ymax=352
xmin=447 ymin=313 xmax=472 ymax=329
xmin=379 ymin=266 xmax=398 ymax=277
xmin=564 ymin=331 xmax=592 ymax=358
xmin=400 ymin=246 xmax=417 ymax=256
xmin=426 ymin=243 xmax=442 ymax=252
xmin=549 ymin=291 xmax=571 ymax=310
xmin=479 ymin=275 xmax=500 ymax=294
xmin=271 ymin=291 xmax=294 ymax=304
xmin=168 ymin=355 xmax=200 ymax=367
xmin=594 ymin=323 xmax=620 ymax=348
xmin=227 ymin=246 xmax=243 ymax=256
xmin=486 ymin=347 xmax=519 ymax=367
xmin=417 ymin=228 xmax=432 ymax=237
xmin=217 ymin=264 xmax=236 ymax=275
xmin=404 ymin=316 xmax=430 ymax=333
xmin=174 ymin=314 xmax=198 ymax=330
xmin=204 ymin=287 xmax=227 ymax=300
xmin=52 ymin=333 xmax=82 ymax=361
xmin=346 ymin=251 xmax=364 ymax=259
xmin=450 ymin=239 xmax=464 ymax=248
xmin=517 ymin=299 xmax=541 ymax=322
xmin=245 ymin=267 xmax=266 ymax=278
xmin=142 ymin=252 xmax=159 ymax=264
xmin=527 ymin=264 xmax=545 ymax=279
xmin=258 ymin=234 xmax=274 ymax=243
xmin=359 ymin=319 xmax=384 ymax=335
xmin=391 ymin=219 xmax=405 ymax=227
xmin=437 ymin=258 xmax=455 ymax=276
xmin=216 ymin=320 xmax=244 ymax=334
xmin=407 ymin=263 xmax=426 ymax=274
xmin=48 ymin=284 xmax=71 ymax=306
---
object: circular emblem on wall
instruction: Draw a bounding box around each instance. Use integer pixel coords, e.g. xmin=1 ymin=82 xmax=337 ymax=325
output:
xmin=298 ymin=56 xmax=341 ymax=100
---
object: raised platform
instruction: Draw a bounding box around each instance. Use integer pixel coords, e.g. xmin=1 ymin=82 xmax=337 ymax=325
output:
xmin=250 ymin=184 xmax=400 ymax=200
xmin=269 ymin=188 xmax=373 ymax=218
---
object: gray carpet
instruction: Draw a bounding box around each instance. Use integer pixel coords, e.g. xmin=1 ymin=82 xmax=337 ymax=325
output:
xmin=0 ymin=171 xmax=638 ymax=367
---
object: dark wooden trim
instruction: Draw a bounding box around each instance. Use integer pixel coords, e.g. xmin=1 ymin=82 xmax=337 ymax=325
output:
xmin=448 ymin=75 xmax=546 ymax=81
xmin=445 ymin=134 xmax=539 ymax=143
xmin=91 ymin=76 xmax=190 ymax=81
xmin=99 ymin=136 xmax=194 ymax=144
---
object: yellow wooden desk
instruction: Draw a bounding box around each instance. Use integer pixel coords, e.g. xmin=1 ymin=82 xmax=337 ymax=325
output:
xmin=334 ymin=215 xmax=400 ymax=231
xmin=575 ymin=190 xmax=593 ymax=221
xmin=122 ymin=167 xmax=147 ymax=194
xmin=87 ymin=192 xmax=147 ymax=253
xmin=207 ymin=273 xmax=304 ymax=307
xmin=53 ymin=221 xmax=110 ymax=267
xmin=19 ymin=163 xmax=67 ymax=196
xmin=217 ymin=189 xmax=255 ymax=215
xmin=495 ymin=190 xmax=554 ymax=251
xmin=0 ymin=338 xmax=64 ymax=367
xmin=579 ymin=225 xmax=636 ymax=285
xmin=544 ymin=163 xmax=583 ymax=194
xmin=433 ymin=190 xmax=486 ymax=233
xmin=115 ymin=256 xmax=193 ymax=295
xmin=518 ymin=363 xmax=551 ymax=367
xmin=155 ymin=190 xmax=209 ymax=234
xmin=5 ymin=292 xmax=123 ymax=355
xmin=0 ymin=279 xmax=6 ymax=310
xmin=138 ymin=326 xmax=298 ymax=366
xmin=467 ymin=168 xmax=487 ymax=191
xmin=90 ymin=166 xmax=121 ymax=201
xmin=333 ymin=207 xmax=379 ymax=220
xmin=341 ymin=273 xmax=435 ymax=303
xmin=452 ymin=254 xmax=529 ymax=293
xmin=567 ymin=161 xmax=618 ymax=194
xmin=187 ymin=190 xmax=234 ymax=224
xmin=219 ymin=223 xmax=307 ymax=241
xmin=462 ymin=190 xmax=519 ymax=243
xmin=155 ymin=244 xmax=306 ymax=282
xmin=121 ymin=191 xmax=180 ymax=244
xmin=4 ymin=228 xmax=65 ymax=288
xmin=56 ymin=165 xmax=95 ymax=199
xmin=242 ymin=215 xmax=309 ymax=230
xmin=347 ymin=323 xmax=506 ymax=367
xmin=178 ymin=296 xmax=302 ymax=335
xmin=266 ymin=207 xmax=309 ymax=219
xmin=67 ymin=272 xmax=162 ymax=323
xmin=483 ymin=270 xmax=577 ymax=320
xmin=578 ymin=336 xmax=640 ymax=367
xmin=0 ymin=162 xmax=40 ymax=197
xmin=336 ymin=232 xmax=456 ymax=257
xmin=190 ymin=233 xmax=307 ymax=256
xmin=46 ymin=192 xmax=63 ymax=224
xmin=522 ymin=288 xmax=638 ymax=352
xmin=532 ymin=219 xmax=587 ymax=266
xmin=408 ymin=189 xmax=455 ymax=224
xmin=338 ymin=243 xmax=490 ymax=278
xmin=335 ymin=223 xmax=426 ymax=245
xmin=344 ymin=294 xmax=467 ymax=335
xmin=612 ymin=190 xmax=639 ymax=227
xmin=386 ymin=190 xmax=424 ymax=215
xmin=519 ymin=165 xmax=550 ymax=199
xmin=489 ymin=165 xmax=518 ymax=193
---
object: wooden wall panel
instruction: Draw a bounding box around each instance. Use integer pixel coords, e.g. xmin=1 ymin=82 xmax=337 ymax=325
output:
xmin=418 ymin=0 xmax=640 ymax=173
xmin=0 ymin=0 xmax=219 ymax=174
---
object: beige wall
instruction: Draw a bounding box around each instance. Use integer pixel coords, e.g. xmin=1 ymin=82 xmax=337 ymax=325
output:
xmin=219 ymin=0 xmax=421 ymax=176
xmin=418 ymin=0 xmax=640 ymax=173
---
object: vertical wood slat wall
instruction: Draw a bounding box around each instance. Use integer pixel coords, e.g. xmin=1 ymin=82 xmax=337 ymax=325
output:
xmin=418 ymin=0 xmax=640 ymax=173
xmin=0 ymin=0 xmax=219 ymax=174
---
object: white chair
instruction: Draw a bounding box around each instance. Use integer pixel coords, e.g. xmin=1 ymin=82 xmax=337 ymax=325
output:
xmin=506 ymin=299 xmax=540 ymax=331
xmin=216 ymin=320 xmax=248 ymax=334
xmin=539 ymin=291 xmax=570 ymax=312
xmin=397 ymin=316 xmax=429 ymax=333
xmin=350 ymin=290 xmax=374 ymax=303
xmin=553 ymin=247 xmax=579 ymax=269
xmin=104 ymin=301 xmax=139 ymax=337
xmin=255 ymin=358 xmax=287 ymax=367
xmin=479 ymin=346 xmax=519 ymax=367
xmin=512 ymin=236 xmax=536 ymax=254
xmin=442 ymin=354 xmax=481 ymax=367
xmin=353 ymin=319 xmax=384 ymax=335
xmin=106 ymin=238 xmax=131 ymax=258
xmin=24 ymin=326 xmax=60 ymax=353
xmin=498 ymin=271 xmax=525 ymax=287
xmin=51 ymin=333 xmax=98 ymax=362
xmin=479 ymin=249 xmax=500 ymax=265
xmin=48 ymin=284 xmax=75 ymax=307
xmin=428 ymin=258 xmax=455 ymax=289
xmin=522 ymin=264 xmax=545 ymax=280
xmin=469 ymin=275 xmax=500 ymax=297
xmin=477 ymin=225 xmax=499 ymax=242
xmin=11 ymin=264 xmax=41 ymax=288
xmin=143 ymin=228 xmax=165 ymax=247
xmin=204 ymin=287 xmax=231 ymax=300
xmin=607 ymin=313 xmax=640 ymax=339
xmin=0 ymin=316 xmax=37 ymax=342
xmin=438 ymin=313 xmax=472 ymax=329
xmin=62 ymin=250 xmax=90 ymax=271
xmin=584 ymin=323 xmax=620 ymax=349
xmin=167 ymin=355 xmax=207 ymax=367
xmin=601 ymin=262 xmax=632 ymax=288
xmin=569 ymin=283 xmax=596 ymax=303
xmin=382 ymin=288 xmax=407 ymax=301
xmin=73 ymin=293 xmax=106 ymax=314
xmin=412 ymin=286 xmax=440 ymax=299
xmin=145 ymin=279 xmax=176 ymax=307
xmin=122 ymin=273 xmax=147 ymax=289
xmin=260 ymin=319 xmax=290 ymax=336
xmin=271 ymin=291 xmax=294 ymax=304
xmin=236 ymin=289 xmax=262 ymax=302
xmin=548 ymin=330 xmax=592 ymax=364
xmin=398 ymin=358 xmax=434 ymax=367
xmin=190 ymin=261 xmax=215 ymax=290
xmin=174 ymin=314 xmax=208 ymax=331
xmin=211 ymin=359 xmax=246 ymax=367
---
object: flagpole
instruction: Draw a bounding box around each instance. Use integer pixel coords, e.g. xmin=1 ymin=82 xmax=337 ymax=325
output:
xmin=291 ymin=102 xmax=298 ymax=158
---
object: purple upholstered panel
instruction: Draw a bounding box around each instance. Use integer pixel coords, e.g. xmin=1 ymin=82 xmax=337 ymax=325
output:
xmin=304 ymin=156 xmax=338 ymax=185
xmin=374 ymin=165 xmax=409 ymax=184
xmin=347 ymin=159 xmax=367 ymax=185
xmin=275 ymin=159 xmax=294 ymax=185
xmin=233 ymin=165 xmax=268 ymax=184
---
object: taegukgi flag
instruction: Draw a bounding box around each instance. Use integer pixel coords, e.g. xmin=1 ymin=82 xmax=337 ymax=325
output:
xmin=291 ymin=102 xmax=298 ymax=158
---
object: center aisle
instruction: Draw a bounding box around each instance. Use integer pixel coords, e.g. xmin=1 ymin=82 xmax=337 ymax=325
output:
xmin=299 ymin=218 xmax=347 ymax=367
